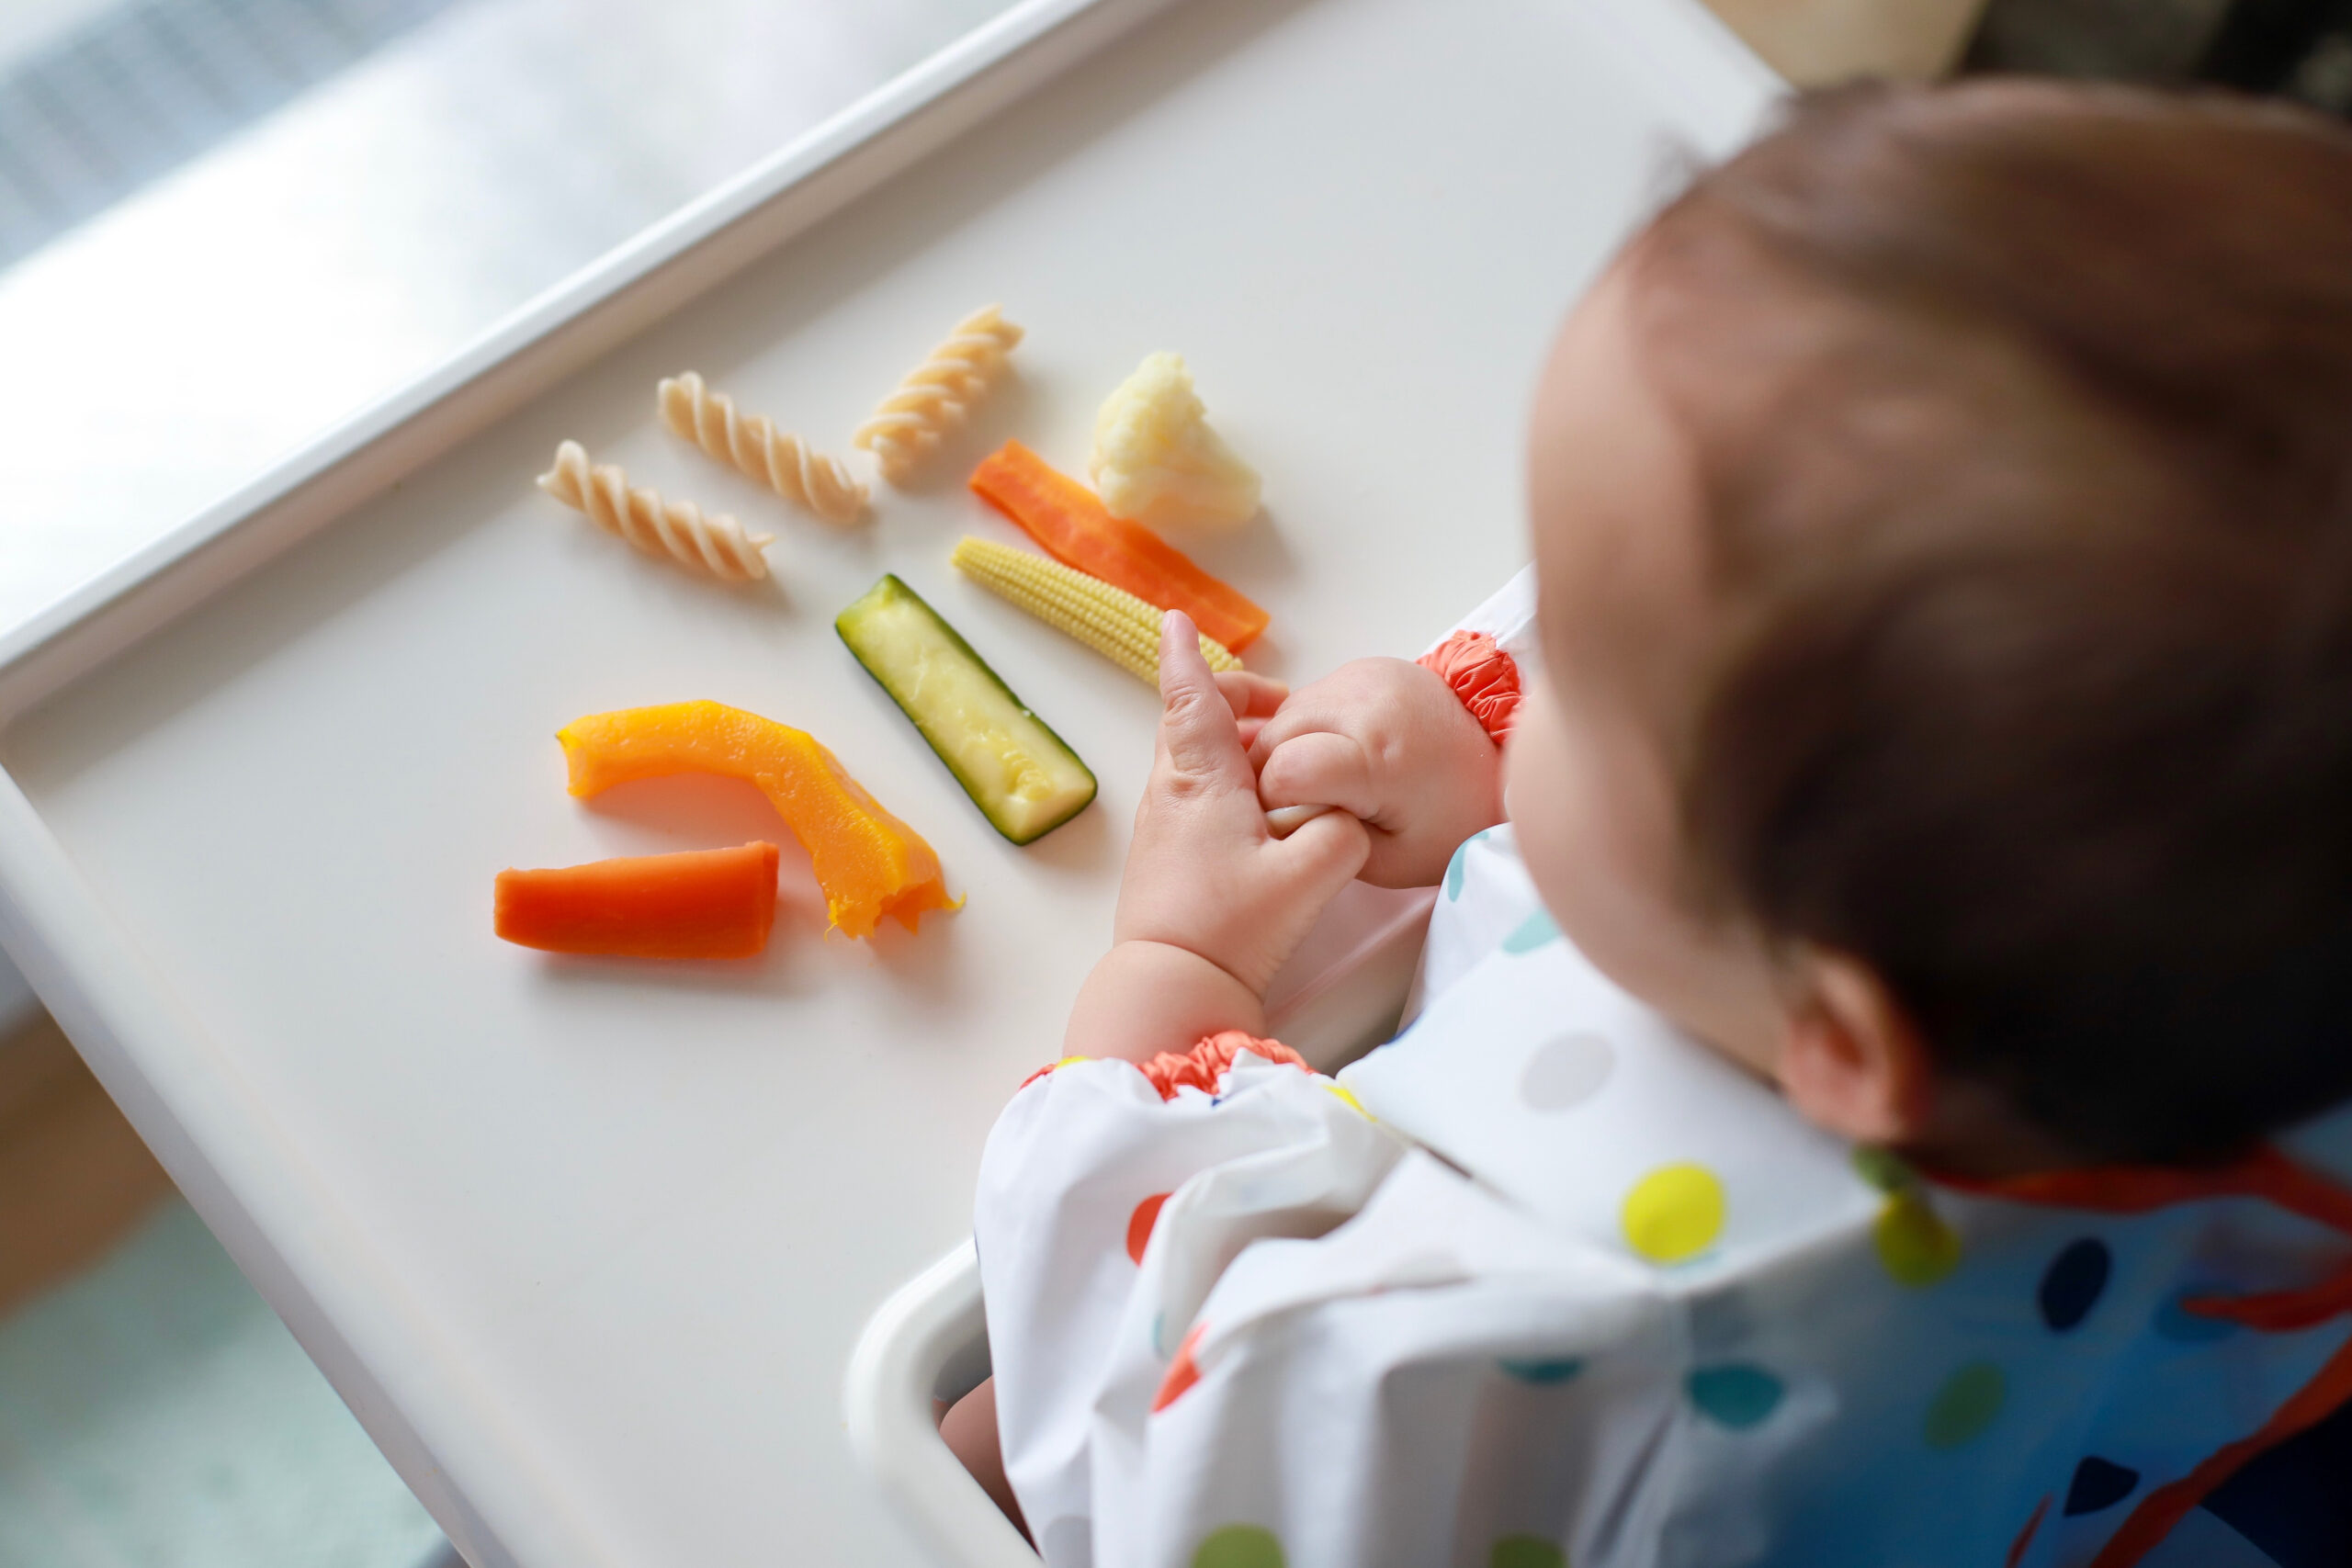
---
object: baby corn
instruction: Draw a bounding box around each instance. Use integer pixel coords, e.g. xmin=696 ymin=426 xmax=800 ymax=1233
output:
xmin=951 ymin=536 xmax=1243 ymax=684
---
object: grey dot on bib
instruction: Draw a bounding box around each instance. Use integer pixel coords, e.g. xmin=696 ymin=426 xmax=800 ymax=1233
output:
xmin=1518 ymin=1031 xmax=1617 ymax=1111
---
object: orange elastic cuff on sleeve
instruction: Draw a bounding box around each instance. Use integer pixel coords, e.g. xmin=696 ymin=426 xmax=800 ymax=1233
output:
xmin=1418 ymin=630 xmax=1522 ymax=746
xmin=1138 ymin=1030 xmax=1307 ymax=1101
xmin=1017 ymin=1054 xmax=1091 ymax=1090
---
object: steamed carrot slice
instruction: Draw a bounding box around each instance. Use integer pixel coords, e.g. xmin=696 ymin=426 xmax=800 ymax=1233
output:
xmin=556 ymin=701 xmax=955 ymax=939
xmin=968 ymin=440 xmax=1271 ymax=651
xmin=495 ymin=841 xmax=780 ymax=958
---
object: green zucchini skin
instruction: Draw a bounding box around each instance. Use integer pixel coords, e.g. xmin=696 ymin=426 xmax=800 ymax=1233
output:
xmin=836 ymin=574 xmax=1098 ymax=845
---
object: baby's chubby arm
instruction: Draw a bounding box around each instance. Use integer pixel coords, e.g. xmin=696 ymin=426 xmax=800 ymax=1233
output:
xmin=1063 ymin=614 xmax=1373 ymax=1063
xmin=1250 ymin=657 xmax=1506 ymax=888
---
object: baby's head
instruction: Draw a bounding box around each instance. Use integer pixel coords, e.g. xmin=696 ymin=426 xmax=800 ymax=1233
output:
xmin=1509 ymin=80 xmax=2352 ymax=1173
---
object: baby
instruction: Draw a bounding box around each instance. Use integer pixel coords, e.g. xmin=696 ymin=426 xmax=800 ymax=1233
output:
xmin=948 ymin=80 xmax=2352 ymax=1568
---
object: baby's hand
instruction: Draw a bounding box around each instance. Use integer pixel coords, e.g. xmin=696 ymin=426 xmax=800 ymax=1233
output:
xmin=1114 ymin=614 xmax=1372 ymax=997
xmin=1250 ymin=657 xmax=1504 ymax=888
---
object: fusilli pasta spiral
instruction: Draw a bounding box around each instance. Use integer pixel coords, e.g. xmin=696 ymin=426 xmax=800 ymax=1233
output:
xmin=536 ymin=440 xmax=774 ymax=583
xmin=658 ymin=372 xmax=868 ymax=525
xmin=853 ymin=304 xmax=1023 ymax=483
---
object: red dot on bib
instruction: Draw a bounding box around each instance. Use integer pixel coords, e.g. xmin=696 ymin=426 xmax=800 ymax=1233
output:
xmin=1154 ymin=1325 xmax=1206 ymax=1413
xmin=1127 ymin=1191 xmax=1171 ymax=1264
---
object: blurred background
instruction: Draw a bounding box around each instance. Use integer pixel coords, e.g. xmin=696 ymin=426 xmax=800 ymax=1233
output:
xmin=0 ymin=0 xmax=2346 ymax=1563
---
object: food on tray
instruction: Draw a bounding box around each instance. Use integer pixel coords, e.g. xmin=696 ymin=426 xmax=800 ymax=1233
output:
xmin=1091 ymin=352 xmax=1261 ymax=531
xmin=658 ymin=371 xmax=867 ymax=525
xmin=854 ymin=305 xmax=1023 ymax=484
xmin=558 ymin=702 xmax=955 ymax=939
xmin=537 ymin=441 xmax=775 ymax=583
xmin=968 ymin=441 xmax=1271 ymax=650
xmin=951 ymin=536 xmax=1243 ymax=686
xmin=494 ymin=841 xmax=781 ymax=958
xmin=836 ymin=574 xmax=1097 ymax=845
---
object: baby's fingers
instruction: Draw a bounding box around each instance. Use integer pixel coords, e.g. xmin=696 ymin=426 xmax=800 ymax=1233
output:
xmin=1215 ymin=671 xmax=1289 ymax=721
xmin=1268 ymin=800 xmax=1370 ymax=902
xmin=1216 ymin=671 xmax=1287 ymax=752
xmin=1156 ymin=612 xmax=1251 ymax=789
xmin=1258 ymin=730 xmax=1382 ymax=821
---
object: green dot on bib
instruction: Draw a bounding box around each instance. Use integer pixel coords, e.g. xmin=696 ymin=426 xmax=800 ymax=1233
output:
xmin=1621 ymin=1164 xmax=1724 ymax=1263
xmin=1443 ymin=827 xmax=1495 ymax=901
xmin=1489 ymin=1536 xmax=1566 ymax=1568
xmin=1873 ymin=1190 xmax=1962 ymax=1288
xmin=1193 ymin=1525 xmax=1284 ymax=1568
xmin=1688 ymin=1363 xmax=1784 ymax=1429
xmin=1502 ymin=909 xmax=1562 ymax=953
xmin=1850 ymin=1145 xmax=1917 ymax=1194
xmin=1924 ymin=1361 xmax=2006 ymax=1449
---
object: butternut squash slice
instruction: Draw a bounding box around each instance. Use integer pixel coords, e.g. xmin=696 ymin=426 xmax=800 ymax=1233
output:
xmin=557 ymin=701 xmax=955 ymax=939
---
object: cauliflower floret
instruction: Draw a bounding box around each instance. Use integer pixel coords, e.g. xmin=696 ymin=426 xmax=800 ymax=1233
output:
xmin=1089 ymin=353 xmax=1261 ymax=532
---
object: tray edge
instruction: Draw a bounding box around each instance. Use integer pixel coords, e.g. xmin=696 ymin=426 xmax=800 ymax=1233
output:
xmin=0 ymin=2 xmax=1198 ymax=1563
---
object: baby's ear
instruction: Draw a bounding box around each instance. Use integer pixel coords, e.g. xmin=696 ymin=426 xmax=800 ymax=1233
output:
xmin=1776 ymin=953 xmax=1934 ymax=1146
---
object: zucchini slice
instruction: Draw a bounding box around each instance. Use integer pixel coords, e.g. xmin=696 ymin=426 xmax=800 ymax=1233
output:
xmin=836 ymin=574 xmax=1098 ymax=844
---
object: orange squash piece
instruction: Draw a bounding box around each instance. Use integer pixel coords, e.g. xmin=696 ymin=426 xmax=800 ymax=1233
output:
xmin=969 ymin=440 xmax=1271 ymax=650
xmin=557 ymin=701 xmax=955 ymax=939
xmin=496 ymin=841 xmax=780 ymax=958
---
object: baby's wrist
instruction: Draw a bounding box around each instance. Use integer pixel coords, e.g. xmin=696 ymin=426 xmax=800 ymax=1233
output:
xmin=1064 ymin=939 xmax=1269 ymax=1064
xmin=1114 ymin=895 xmax=1287 ymax=999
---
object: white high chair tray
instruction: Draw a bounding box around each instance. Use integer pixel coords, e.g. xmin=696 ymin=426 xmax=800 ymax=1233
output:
xmin=0 ymin=2 xmax=1773 ymax=1564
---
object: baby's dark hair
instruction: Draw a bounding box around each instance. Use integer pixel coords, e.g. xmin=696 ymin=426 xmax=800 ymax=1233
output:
xmin=1631 ymin=80 xmax=2352 ymax=1165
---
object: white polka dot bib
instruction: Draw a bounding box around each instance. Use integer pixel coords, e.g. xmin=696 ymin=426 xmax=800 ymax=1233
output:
xmin=1345 ymin=828 xmax=1873 ymax=1275
xmin=972 ymin=586 xmax=2352 ymax=1568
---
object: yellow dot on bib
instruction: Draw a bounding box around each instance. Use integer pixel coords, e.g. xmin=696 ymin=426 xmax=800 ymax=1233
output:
xmin=1873 ymin=1190 xmax=1962 ymax=1288
xmin=1621 ymin=1164 xmax=1725 ymax=1263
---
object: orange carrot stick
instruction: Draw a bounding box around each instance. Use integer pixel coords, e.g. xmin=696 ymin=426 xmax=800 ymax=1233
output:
xmin=495 ymin=840 xmax=781 ymax=958
xmin=969 ymin=440 xmax=1271 ymax=650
